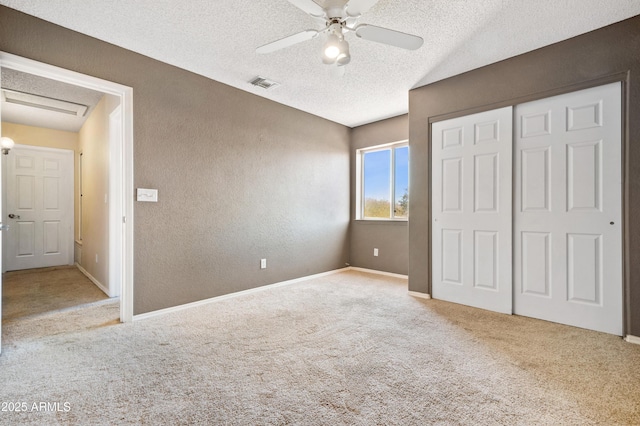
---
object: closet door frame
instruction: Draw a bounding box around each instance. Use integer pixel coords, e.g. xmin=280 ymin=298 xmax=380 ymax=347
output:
xmin=428 ymin=75 xmax=628 ymax=335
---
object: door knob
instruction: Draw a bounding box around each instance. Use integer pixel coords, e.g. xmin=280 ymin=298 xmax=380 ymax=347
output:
xmin=8 ymin=214 xmax=20 ymax=219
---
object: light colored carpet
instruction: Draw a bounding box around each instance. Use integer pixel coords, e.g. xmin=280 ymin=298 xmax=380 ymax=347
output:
xmin=2 ymin=266 xmax=109 ymax=321
xmin=0 ymin=270 xmax=639 ymax=425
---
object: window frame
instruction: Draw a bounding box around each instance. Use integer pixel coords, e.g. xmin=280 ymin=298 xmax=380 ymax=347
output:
xmin=356 ymin=140 xmax=409 ymax=221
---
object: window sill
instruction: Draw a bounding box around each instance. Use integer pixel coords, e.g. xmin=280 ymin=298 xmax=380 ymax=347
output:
xmin=354 ymin=219 xmax=408 ymax=225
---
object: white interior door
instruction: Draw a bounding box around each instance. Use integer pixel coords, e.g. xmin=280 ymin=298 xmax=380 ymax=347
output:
xmin=432 ymin=106 xmax=513 ymax=313
xmin=5 ymin=145 xmax=74 ymax=271
xmin=514 ymin=83 xmax=622 ymax=335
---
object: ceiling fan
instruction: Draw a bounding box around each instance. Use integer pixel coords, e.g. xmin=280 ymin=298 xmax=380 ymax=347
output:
xmin=256 ymin=0 xmax=424 ymax=67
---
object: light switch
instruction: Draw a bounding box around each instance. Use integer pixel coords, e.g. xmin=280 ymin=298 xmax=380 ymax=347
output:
xmin=137 ymin=188 xmax=158 ymax=202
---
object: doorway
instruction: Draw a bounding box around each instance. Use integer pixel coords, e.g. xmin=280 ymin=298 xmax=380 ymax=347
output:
xmin=0 ymin=52 xmax=134 ymax=353
xmin=431 ymin=82 xmax=623 ymax=335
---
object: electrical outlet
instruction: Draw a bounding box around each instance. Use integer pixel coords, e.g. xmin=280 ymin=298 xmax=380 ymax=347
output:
xmin=260 ymin=258 xmax=267 ymax=269
xmin=374 ymin=248 xmax=379 ymax=257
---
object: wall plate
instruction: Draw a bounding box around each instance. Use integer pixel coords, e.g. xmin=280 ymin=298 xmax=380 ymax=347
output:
xmin=137 ymin=188 xmax=158 ymax=202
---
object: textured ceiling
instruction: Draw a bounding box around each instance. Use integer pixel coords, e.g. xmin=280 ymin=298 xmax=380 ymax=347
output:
xmin=1 ymin=68 xmax=104 ymax=132
xmin=1 ymin=0 xmax=639 ymax=127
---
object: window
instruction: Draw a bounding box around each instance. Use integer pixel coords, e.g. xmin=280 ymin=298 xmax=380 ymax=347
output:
xmin=356 ymin=141 xmax=409 ymax=220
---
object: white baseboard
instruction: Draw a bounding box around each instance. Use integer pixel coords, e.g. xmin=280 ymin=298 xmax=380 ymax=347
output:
xmin=408 ymin=290 xmax=431 ymax=300
xmin=134 ymin=267 xmax=350 ymax=321
xmin=348 ymin=266 xmax=408 ymax=279
xmin=625 ymin=335 xmax=640 ymax=345
xmin=75 ymin=263 xmax=109 ymax=297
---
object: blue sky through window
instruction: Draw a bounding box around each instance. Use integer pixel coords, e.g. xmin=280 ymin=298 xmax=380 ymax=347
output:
xmin=363 ymin=150 xmax=390 ymax=201
xmin=363 ymin=147 xmax=409 ymax=200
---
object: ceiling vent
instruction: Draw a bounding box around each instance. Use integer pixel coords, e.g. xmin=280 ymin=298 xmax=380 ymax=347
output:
xmin=249 ymin=76 xmax=280 ymax=90
xmin=1 ymin=88 xmax=89 ymax=117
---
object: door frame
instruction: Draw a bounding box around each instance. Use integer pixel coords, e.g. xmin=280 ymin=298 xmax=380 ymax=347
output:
xmin=3 ymin=144 xmax=75 ymax=270
xmin=427 ymin=74 xmax=629 ymax=336
xmin=108 ymin=106 xmax=123 ymax=298
xmin=0 ymin=51 xmax=134 ymax=323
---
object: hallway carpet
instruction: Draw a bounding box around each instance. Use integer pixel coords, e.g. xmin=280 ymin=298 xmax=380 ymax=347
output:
xmin=2 ymin=266 xmax=109 ymax=321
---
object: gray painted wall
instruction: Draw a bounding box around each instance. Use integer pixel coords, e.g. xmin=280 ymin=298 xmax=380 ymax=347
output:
xmin=0 ymin=6 xmax=350 ymax=315
xmin=409 ymin=15 xmax=640 ymax=336
xmin=350 ymin=115 xmax=408 ymax=275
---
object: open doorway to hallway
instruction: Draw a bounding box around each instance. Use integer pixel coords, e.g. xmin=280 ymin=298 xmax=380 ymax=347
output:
xmin=0 ymin=52 xmax=134 ymax=353
xmin=1 ymin=68 xmax=118 ymax=323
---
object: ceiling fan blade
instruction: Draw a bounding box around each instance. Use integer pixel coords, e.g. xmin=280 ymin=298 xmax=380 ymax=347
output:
xmin=345 ymin=0 xmax=379 ymax=17
xmin=256 ymin=30 xmax=319 ymax=54
xmin=355 ymin=24 xmax=424 ymax=50
xmin=288 ymin=0 xmax=326 ymax=18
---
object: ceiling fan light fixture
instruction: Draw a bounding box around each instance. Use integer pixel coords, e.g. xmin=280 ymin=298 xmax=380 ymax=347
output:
xmin=336 ymin=39 xmax=351 ymax=65
xmin=323 ymin=33 xmax=341 ymax=62
xmin=325 ymin=45 xmax=340 ymax=59
xmin=322 ymin=54 xmax=336 ymax=64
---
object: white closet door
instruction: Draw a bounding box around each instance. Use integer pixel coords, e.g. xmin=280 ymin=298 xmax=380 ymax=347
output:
xmin=432 ymin=107 xmax=513 ymax=313
xmin=514 ymin=82 xmax=622 ymax=335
